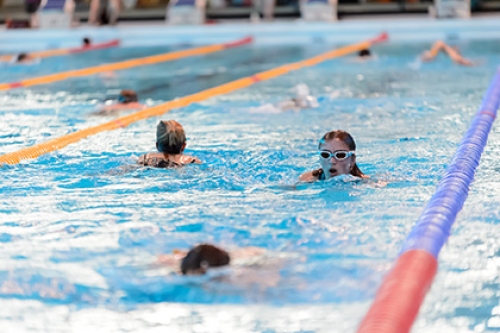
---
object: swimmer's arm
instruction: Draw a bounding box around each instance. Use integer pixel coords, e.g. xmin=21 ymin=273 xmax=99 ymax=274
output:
xmin=421 ymin=40 xmax=445 ymax=61
xmin=94 ymin=103 xmax=145 ymax=115
xmin=137 ymin=154 xmax=147 ymax=165
xmin=442 ymin=44 xmax=475 ymax=66
xmin=453 ymin=56 xmax=475 ymax=66
xmin=299 ymin=171 xmax=318 ymax=183
xmin=191 ymin=157 xmax=202 ymax=164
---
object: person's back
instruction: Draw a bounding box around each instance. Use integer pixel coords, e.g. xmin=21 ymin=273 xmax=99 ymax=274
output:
xmin=138 ymin=120 xmax=201 ymax=168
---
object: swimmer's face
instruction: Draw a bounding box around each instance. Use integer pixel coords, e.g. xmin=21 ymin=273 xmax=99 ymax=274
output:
xmin=319 ymin=139 xmax=355 ymax=179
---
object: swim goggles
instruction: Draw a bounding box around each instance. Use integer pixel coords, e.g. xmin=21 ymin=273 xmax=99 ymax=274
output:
xmin=319 ymin=150 xmax=354 ymax=161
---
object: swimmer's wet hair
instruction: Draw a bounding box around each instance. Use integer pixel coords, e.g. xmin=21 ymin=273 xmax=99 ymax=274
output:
xmin=156 ymin=120 xmax=186 ymax=154
xmin=16 ymin=53 xmax=28 ymax=62
xmin=358 ymin=49 xmax=371 ymax=57
xmin=319 ymin=130 xmax=365 ymax=178
xmin=83 ymin=37 xmax=91 ymax=46
xmin=181 ymin=244 xmax=230 ymax=275
xmin=118 ymin=90 xmax=138 ymax=104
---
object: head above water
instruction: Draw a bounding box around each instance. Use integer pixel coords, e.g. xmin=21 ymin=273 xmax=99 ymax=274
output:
xmin=318 ymin=130 xmax=365 ymax=179
xmin=156 ymin=120 xmax=186 ymax=154
xmin=118 ymin=90 xmax=138 ymax=104
xmin=15 ymin=53 xmax=28 ymax=62
xmin=358 ymin=49 xmax=371 ymax=57
xmin=83 ymin=37 xmax=91 ymax=46
xmin=180 ymin=244 xmax=231 ymax=275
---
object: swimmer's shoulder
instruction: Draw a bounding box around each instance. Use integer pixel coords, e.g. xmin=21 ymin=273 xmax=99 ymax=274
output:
xmin=181 ymin=155 xmax=202 ymax=164
xmin=138 ymin=152 xmax=166 ymax=166
xmin=138 ymin=153 xmax=202 ymax=167
xmin=299 ymin=170 xmax=320 ymax=182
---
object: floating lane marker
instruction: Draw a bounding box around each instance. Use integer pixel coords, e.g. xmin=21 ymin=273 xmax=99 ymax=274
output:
xmin=0 ymin=33 xmax=388 ymax=165
xmin=0 ymin=39 xmax=120 ymax=62
xmin=0 ymin=37 xmax=253 ymax=91
xmin=356 ymin=70 xmax=500 ymax=333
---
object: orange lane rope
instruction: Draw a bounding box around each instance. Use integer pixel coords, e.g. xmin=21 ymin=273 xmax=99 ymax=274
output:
xmin=0 ymin=33 xmax=388 ymax=165
xmin=0 ymin=36 xmax=253 ymax=91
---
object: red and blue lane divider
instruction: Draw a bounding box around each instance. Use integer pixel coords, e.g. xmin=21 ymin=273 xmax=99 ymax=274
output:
xmin=357 ymin=70 xmax=500 ymax=333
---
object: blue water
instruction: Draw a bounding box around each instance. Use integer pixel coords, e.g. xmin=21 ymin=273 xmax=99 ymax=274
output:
xmin=1 ymin=39 xmax=500 ymax=332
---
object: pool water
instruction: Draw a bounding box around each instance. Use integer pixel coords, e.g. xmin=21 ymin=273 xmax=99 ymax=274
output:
xmin=1 ymin=39 xmax=500 ymax=332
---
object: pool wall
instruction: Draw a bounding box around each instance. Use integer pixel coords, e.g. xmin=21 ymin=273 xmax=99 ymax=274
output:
xmin=1 ymin=17 xmax=500 ymax=51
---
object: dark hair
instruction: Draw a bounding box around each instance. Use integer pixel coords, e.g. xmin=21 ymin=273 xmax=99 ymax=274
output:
xmin=181 ymin=244 xmax=230 ymax=275
xmin=16 ymin=53 xmax=28 ymax=62
xmin=319 ymin=130 xmax=365 ymax=178
xmin=83 ymin=37 xmax=91 ymax=46
xmin=358 ymin=49 xmax=371 ymax=57
xmin=118 ymin=90 xmax=138 ymax=104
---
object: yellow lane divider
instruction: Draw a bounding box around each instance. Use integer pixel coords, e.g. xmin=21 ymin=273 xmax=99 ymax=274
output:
xmin=0 ymin=36 xmax=253 ymax=91
xmin=0 ymin=33 xmax=388 ymax=165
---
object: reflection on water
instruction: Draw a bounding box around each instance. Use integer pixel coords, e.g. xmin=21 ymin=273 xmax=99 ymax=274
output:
xmin=0 ymin=41 xmax=500 ymax=332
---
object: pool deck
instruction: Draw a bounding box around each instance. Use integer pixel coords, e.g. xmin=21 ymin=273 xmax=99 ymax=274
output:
xmin=1 ymin=14 xmax=500 ymax=51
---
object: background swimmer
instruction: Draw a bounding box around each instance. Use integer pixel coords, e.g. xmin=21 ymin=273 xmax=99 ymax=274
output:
xmin=277 ymin=84 xmax=319 ymax=111
xmin=300 ymin=130 xmax=367 ymax=182
xmin=138 ymin=120 xmax=201 ymax=168
xmin=157 ymin=244 xmax=282 ymax=289
xmin=421 ymin=40 xmax=474 ymax=66
xmin=9 ymin=53 xmax=39 ymax=65
xmin=358 ymin=49 xmax=371 ymax=58
xmin=94 ymin=89 xmax=145 ymax=115
xmin=82 ymin=37 xmax=92 ymax=47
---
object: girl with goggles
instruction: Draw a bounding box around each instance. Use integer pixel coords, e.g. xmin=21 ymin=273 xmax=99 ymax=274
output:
xmin=300 ymin=130 xmax=367 ymax=182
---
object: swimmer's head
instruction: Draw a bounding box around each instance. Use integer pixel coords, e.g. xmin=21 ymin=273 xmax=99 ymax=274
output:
xmin=358 ymin=49 xmax=371 ymax=57
xmin=295 ymin=83 xmax=310 ymax=98
xmin=118 ymin=90 xmax=138 ymax=104
xmin=83 ymin=37 xmax=91 ymax=46
xmin=156 ymin=120 xmax=186 ymax=154
xmin=318 ymin=130 xmax=365 ymax=179
xmin=15 ymin=53 xmax=29 ymax=63
xmin=181 ymin=244 xmax=230 ymax=275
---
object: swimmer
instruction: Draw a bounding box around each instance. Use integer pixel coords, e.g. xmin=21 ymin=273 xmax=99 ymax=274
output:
xmin=9 ymin=53 xmax=38 ymax=65
xmin=358 ymin=49 xmax=371 ymax=58
xmin=300 ymin=130 xmax=367 ymax=182
xmin=348 ymin=48 xmax=376 ymax=63
xmin=157 ymin=244 xmax=283 ymax=292
xmin=421 ymin=40 xmax=474 ymax=66
xmin=138 ymin=120 xmax=201 ymax=168
xmin=94 ymin=90 xmax=145 ymax=115
xmin=82 ymin=37 xmax=92 ymax=47
xmin=180 ymin=244 xmax=230 ymax=275
xmin=278 ymin=84 xmax=319 ymax=111
xmin=158 ymin=244 xmax=268 ymax=274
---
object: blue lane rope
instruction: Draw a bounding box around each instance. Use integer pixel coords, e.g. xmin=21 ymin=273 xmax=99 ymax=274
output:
xmin=401 ymin=70 xmax=500 ymax=259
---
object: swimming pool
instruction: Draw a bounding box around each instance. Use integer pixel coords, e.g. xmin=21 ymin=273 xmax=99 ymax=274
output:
xmin=1 ymin=33 xmax=500 ymax=332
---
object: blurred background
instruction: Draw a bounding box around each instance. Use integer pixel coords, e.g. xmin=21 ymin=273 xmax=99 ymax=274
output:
xmin=0 ymin=0 xmax=498 ymax=26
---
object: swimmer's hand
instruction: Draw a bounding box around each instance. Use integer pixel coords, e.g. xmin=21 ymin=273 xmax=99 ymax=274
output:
xmin=420 ymin=51 xmax=434 ymax=62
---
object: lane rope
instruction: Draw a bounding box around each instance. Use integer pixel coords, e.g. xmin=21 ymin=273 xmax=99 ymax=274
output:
xmin=357 ymin=69 xmax=500 ymax=333
xmin=0 ymin=33 xmax=388 ymax=165
xmin=0 ymin=36 xmax=253 ymax=91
